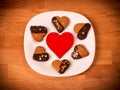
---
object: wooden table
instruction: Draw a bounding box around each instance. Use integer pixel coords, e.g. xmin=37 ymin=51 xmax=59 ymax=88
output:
xmin=0 ymin=0 xmax=120 ymax=90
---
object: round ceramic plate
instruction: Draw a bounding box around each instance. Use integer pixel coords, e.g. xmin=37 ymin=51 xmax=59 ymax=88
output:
xmin=24 ymin=11 xmax=95 ymax=77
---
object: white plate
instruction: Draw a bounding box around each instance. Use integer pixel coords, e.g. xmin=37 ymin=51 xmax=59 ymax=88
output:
xmin=24 ymin=11 xmax=95 ymax=77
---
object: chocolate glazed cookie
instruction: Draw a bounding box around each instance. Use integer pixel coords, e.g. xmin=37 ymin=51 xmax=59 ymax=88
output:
xmin=71 ymin=45 xmax=89 ymax=59
xmin=52 ymin=17 xmax=64 ymax=33
xmin=33 ymin=53 xmax=49 ymax=61
xmin=30 ymin=26 xmax=47 ymax=33
xmin=33 ymin=46 xmax=49 ymax=61
xmin=30 ymin=26 xmax=47 ymax=42
xmin=52 ymin=59 xmax=70 ymax=74
xmin=52 ymin=16 xmax=69 ymax=33
xmin=77 ymin=23 xmax=91 ymax=40
xmin=74 ymin=23 xmax=91 ymax=40
xmin=59 ymin=60 xmax=70 ymax=74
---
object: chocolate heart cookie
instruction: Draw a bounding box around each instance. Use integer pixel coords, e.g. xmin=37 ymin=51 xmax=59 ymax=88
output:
xmin=52 ymin=16 xmax=69 ymax=33
xmin=74 ymin=23 xmax=91 ymax=40
xmin=30 ymin=26 xmax=47 ymax=42
xmin=71 ymin=44 xmax=89 ymax=59
xmin=52 ymin=59 xmax=70 ymax=74
xmin=33 ymin=46 xmax=49 ymax=61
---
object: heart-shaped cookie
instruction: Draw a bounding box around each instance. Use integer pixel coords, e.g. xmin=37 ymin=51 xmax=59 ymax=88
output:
xmin=52 ymin=59 xmax=70 ymax=74
xmin=30 ymin=26 xmax=47 ymax=42
xmin=52 ymin=16 xmax=69 ymax=33
xmin=46 ymin=32 xmax=74 ymax=58
xmin=33 ymin=46 xmax=49 ymax=61
xmin=71 ymin=44 xmax=89 ymax=59
xmin=74 ymin=23 xmax=91 ymax=40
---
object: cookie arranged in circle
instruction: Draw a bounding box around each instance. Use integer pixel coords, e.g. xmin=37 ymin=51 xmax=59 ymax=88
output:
xmin=33 ymin=46 xmax=49 ymax=61
xmin=24 ymin=11 xmax=95 ymax=77
xmin=52 ymin=59 xmax=70 ymax=74
xmin=52 ymin=16 xmax=69 ymax=33
xmin=71 ymin=44 xmax=89 ymax=59
xmin=30 ymin=26 xmax=47 ymax=42
xmin=74 ymin=23 xmax=91 ymax=40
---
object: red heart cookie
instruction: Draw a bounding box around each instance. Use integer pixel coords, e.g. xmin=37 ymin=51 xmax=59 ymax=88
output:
xmin=46 ymin=32 xmax=74 ymax=58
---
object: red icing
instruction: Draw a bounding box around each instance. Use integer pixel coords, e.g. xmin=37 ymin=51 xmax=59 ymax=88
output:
xmin=46 ymin=32 xmax=74 ymax=58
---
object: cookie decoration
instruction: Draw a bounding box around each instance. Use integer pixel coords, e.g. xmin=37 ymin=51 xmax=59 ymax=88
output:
xmin=52 ymin=59 xmax=70 ymax=74
xmin=33 ymin=46 xmax=49 ymax=61
xmin=30 ymin=26 xmax=47 ymax=42
xmin=74 ymin=23 xmax=91 ymax=40
xmin=52 ymin=16 xmax=69 ymax=33
xmin=71 ymin=44 xmax=89 ymax=59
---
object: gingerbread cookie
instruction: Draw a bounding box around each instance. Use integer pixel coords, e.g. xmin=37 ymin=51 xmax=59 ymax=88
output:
xmin=33 ymin=46 xmax=49 ymax=61
xmin=71 ymin=45 xmax=89 ymax=59
xmin=52 ymin=16 xmax=69 ymax=33
xmin=52 ymin=59 xmax=70 ymax=74
xmin=74 ymin=23 xmax=91 ymax=40
xmin=30 ymin=26 xmax=47 ymax=42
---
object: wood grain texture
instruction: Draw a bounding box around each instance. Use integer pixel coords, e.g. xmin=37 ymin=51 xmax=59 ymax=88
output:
xmin=0 ymin=0 xmax=120 ymax=90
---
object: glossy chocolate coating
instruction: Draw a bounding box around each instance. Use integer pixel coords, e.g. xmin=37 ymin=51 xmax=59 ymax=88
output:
xmin=30 ymin=26 xmax=47 ymax=33
xmin=58 ymin=59 xmax=70 ymax=74
xmin=33 ymin=53 xmax=49 ymax=61
xmin=52 ymin=17 xmax=64 ymax=33
xmin=77 ymin=23 xmax=91 ymax=40
xmin=71 ymin=46 xmax=81 ymax=59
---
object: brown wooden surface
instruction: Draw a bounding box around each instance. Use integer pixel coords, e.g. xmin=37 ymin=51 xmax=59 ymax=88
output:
xmin=0 ymin=0 xmax=120 ymax=90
